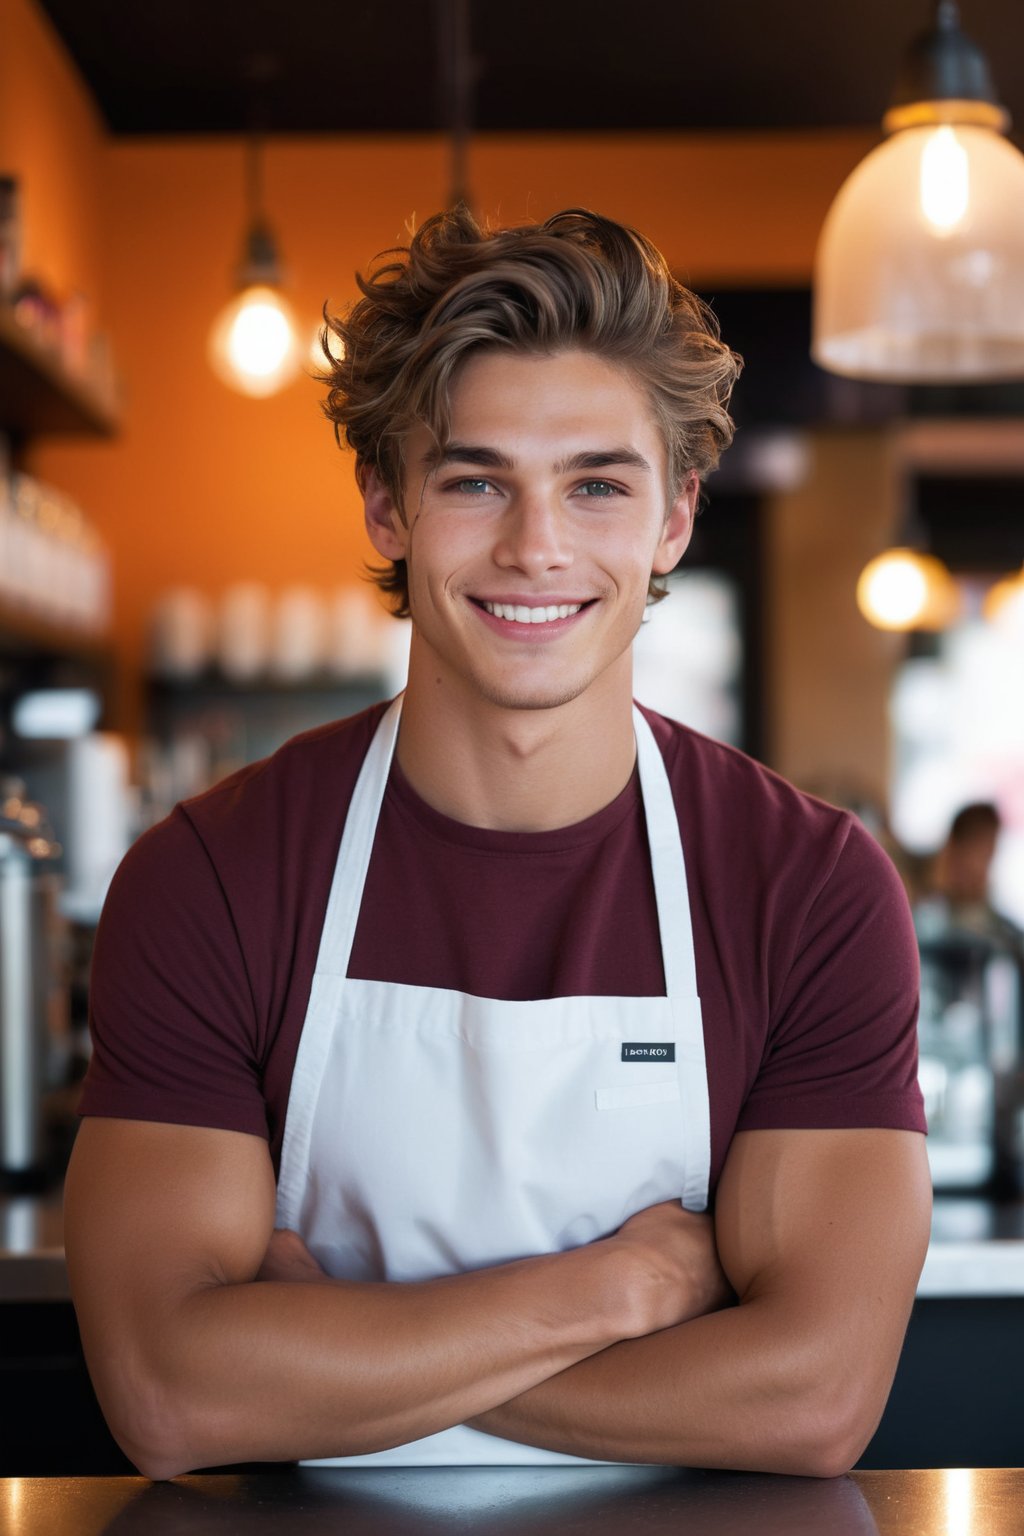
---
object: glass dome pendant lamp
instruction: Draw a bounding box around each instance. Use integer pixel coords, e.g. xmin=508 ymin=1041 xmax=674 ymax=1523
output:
xmin=813 ymin=0 xmax=1024 ymax=383
xmin=208 ymin=128 xmax=301 ymax=398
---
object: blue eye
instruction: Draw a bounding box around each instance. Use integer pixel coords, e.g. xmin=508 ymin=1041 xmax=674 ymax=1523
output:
xmin=579 ymin=480 xmax=619 ymax=497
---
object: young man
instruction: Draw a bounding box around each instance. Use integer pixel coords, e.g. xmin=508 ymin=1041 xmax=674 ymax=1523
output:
xmin=65 ymin=208 xmax=930 ymax=1480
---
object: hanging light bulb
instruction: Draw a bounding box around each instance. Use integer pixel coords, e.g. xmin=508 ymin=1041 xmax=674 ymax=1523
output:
xmin=813 ymin=1 xmax=1024 ymax=382
xmin=919 ymin=125 xmax=970 ymax=232
xmin=208 ymin=130 xmax=300 ymax=398
xmin=983 ymin=563 xmax=1024 ymax=626
xmin=211 ymin=281 xmax=300 ymax=398
xmin=856 ymin=549 xmax=961 ymax=631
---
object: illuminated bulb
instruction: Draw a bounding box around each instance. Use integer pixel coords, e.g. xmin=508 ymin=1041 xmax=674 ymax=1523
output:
xmin=209 ymin=284 xmax=301 ymax=398
xmin=983 ymin=563 xmax=1024 ymax=626
xmin=920 ymin=125 xmax=970 ymax=233
xmin=228 ymin=296 xmax=291 ymax=377
xmin=859 ymin=553 xmax=928 ymax=629
xmin=857 ymin=549 xmax=960 ymax=632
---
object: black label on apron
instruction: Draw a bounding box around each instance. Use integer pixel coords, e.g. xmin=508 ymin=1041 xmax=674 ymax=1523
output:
xmin=621 ymin=1042 xmax=676 ymax=1061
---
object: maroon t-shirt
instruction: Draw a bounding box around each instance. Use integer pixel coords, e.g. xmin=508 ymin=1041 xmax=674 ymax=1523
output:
xmin=81 ymin=701 xmax=926 ymax=1194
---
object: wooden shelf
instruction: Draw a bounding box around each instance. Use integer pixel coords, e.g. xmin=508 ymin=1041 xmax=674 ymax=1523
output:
xmin=146 ymin=667 xmax=388 ymax=697
xmin=0 ymin=599 xmax=112 ymax=663
xmin=0 ymin=306 xmax=118 ymax=440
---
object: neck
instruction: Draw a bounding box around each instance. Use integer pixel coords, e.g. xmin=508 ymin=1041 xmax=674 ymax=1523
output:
xmin=395 ymin=657 xmax=638 ymax=832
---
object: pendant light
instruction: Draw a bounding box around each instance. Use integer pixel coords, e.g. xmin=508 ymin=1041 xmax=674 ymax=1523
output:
xmin=208 ymin=115 xmax=300 ymax=398
xmin=856 ymin=485 xmax=961 ymax=634
xmin=856 ymin=548 xmax=961 ymax=631
xmin=813 ymin=1 xmax=1024 ymax=382
xmin=983 ymin=562 xmax=1024 ymax=627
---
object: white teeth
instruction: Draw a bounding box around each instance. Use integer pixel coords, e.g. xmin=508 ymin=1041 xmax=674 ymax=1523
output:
xmin=482 ymin=601 xmax=583 ymax=623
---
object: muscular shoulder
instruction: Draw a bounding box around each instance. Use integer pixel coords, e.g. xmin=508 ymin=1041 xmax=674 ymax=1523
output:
xmin=640 ymin=705 xmax=860 ymax=901
xmin=81 ymin=703 xmax=387 ymax=1134
xmin=107 ymin=702 xmax=385 ymax=980
xmin=639 ymin=706 xmax=923 ymax=1137
xmin=180 ymin=702 xmax=385 ymax=877
xmin=178 ymin=702 xmax=388 ymax=1021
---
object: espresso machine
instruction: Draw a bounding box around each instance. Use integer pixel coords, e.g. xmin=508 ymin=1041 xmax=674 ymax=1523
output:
xmin=917 ymin=927 xmax=1024 ymax=1197
xmin=0 ymin=778 xmax=69 ymax=1183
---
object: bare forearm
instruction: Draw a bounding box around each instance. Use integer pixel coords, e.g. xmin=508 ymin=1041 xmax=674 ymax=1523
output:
xmin=100 ymin=1244 xmax=631 ymax=1478
xmin=470 ymin=1298 xmax=877 ymax=1478
xmin=66 ymin=1125 xmax=732 ymax=1480
xmin=475 ymin=1129 xmax=930 ymax=1478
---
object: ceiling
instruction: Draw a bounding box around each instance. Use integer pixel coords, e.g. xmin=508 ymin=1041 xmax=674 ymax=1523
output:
xmin=36 ymin=0 xmax=1024 ymax=138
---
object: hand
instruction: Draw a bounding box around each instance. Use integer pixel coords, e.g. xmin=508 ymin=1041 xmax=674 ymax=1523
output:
xmin=608 ymin=1200 xmax=733 ymax=1338
xmin=256 ymin=1228 xmax=333 ymax=1286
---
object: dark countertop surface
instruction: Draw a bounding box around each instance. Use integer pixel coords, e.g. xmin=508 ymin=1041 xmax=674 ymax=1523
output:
xmin=0 ymin=1466 xmax=1020 ymax=1536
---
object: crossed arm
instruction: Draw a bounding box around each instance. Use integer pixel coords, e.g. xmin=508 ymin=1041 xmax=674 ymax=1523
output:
xmin=64 ymin=1118 xmax=930 ymax=1481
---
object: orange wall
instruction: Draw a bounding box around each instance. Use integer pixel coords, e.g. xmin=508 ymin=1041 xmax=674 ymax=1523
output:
xmin=472 ymin=132 xmax=878 ymax=288
xmin=30 ymin=126 xmax=878 ymax=690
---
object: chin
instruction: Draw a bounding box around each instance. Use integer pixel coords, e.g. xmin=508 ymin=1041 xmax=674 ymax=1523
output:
xmin=472 ymin=675 xmax=595 ymax=713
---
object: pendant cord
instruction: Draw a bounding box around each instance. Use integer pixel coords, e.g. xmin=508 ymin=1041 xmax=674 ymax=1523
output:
xmin=436 ymin=0 xmax=474 ymax=212
xmin=246 ymin=128 xmax=264 ymax=229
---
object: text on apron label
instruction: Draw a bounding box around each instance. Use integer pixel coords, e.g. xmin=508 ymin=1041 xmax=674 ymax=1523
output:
xmin=621 ymin=1042 xmax=676 ymax=1061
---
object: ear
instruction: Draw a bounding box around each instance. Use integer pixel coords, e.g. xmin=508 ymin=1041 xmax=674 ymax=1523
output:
xmin=651 ymin=472 xmax=698 ymax=576
xmin=363 ymin=469 xmax=408 ymax=561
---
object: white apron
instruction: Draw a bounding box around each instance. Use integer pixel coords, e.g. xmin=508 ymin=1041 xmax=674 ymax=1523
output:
xmin=275 ymin=695 xmax=710 ymax=1466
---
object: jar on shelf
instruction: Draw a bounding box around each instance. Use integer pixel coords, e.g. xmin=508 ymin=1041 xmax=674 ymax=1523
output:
xmin=0 ymin=176 xmax=20 ymax=299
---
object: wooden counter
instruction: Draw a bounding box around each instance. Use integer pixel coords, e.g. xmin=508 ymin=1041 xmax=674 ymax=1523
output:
xmin=1 ymin=1466 xmax=1021 ymax=1535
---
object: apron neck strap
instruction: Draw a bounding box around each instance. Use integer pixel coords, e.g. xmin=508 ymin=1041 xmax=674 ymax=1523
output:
xmin=318 ymin=693 xmax=404 ymax=972
xmin=632 ymin=705 xmax=698 ymax=999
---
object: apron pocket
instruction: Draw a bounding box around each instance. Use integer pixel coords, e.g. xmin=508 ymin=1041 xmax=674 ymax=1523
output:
xmin=594 ymin=1080 xmax=681 ymax=1111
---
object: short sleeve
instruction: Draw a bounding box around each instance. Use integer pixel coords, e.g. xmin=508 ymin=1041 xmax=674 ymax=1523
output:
xmin=79 ymin=806 xmax=270 ymax=1140
xmin=737 ymin=819 xmax=927 ymax=1134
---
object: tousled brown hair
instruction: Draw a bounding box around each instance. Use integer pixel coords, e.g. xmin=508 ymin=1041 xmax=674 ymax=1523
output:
xmin=320 ymin=206 xmax=742 ymax=615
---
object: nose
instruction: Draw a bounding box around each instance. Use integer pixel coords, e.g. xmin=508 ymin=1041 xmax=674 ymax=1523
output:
xmin=493 ymin=492 xmax=573 ymax=578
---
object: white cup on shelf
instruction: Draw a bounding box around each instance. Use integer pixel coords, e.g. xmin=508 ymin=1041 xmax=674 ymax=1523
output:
xmin=327 ymin=586 xmax=390 ymax=677
xmin=149 ymin=587 xmax=214 ymax=679
xmin=217 ymin=583 xmax=272 ymax=681
xmin=271 ymin=586 xmax=328 ymax=680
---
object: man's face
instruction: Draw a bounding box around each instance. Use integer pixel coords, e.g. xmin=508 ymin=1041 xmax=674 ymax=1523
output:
xmin=365 ymin=348 xmax=695 ymax=718
xmin=946 ymin=830 xmax=998 ymax=903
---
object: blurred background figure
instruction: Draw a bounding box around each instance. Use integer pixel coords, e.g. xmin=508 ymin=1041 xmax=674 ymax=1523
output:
xmin=918 ymin=803 xmax=1024 ymax=960
xmin=914 ymin=802 xmax=1024 ymax=1198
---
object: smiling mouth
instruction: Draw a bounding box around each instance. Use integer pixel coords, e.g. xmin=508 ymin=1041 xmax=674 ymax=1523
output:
xmin=476 ymin=600 xmax=590 ymax=624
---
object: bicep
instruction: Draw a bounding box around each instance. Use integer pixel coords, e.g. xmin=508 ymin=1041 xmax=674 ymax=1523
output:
xmin=714 ymin=1127 xmax=931 ymax=1403
xmin=65 ymin=1119 xmax=276 ymax=1419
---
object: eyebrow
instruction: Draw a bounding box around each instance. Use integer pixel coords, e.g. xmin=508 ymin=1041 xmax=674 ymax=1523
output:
xmin=424 ymin=443 xmax=653 ymax=475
